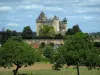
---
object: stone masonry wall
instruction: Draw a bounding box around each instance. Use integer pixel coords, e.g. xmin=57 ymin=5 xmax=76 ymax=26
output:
xmin=24 ymin=39 xmax=64 ymax=46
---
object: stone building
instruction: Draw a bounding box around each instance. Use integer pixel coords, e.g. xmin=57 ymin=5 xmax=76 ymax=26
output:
xmin=24 ymin=39 xmax=64 ymax=48
xmin=36 ymin=11 xmax=67 ymax=36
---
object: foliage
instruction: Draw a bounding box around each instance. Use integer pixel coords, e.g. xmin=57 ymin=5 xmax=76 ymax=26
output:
xmin=0 ymin=37 xmax=37 ymax=75
xmin=12 ymin=30 xmax=17 ymax=36
xmin=66 ymin=28 xmax=73 ymax=35
xmin=72 ymin=24 xmax=81 ymax=34
xmin=39 ymin=25 xmax=55 ymax=37
xmin=53 ymin=33 xmax=96 ymax=75
xmin=49 ymin=43 xmax=55 ymax=47
xmin=0 ymin=29 xmax=18 ymax=45
xmin=52 ymin=53 xmax=65 ymax=70
xmin=43 ymin=45 xmax=54 ymax=59
xmin=22 ymin=26 xmax=33 ymax=39
xmin=85 ymin=48 xmax=100 ymax=69
xmin=66 ymin=24 xmax=81 ymax=35
xmin=94 ymin=42 xmax=100 ymax=48
xmin=91 ymin=32 xmax=100 ymax=38
xmin=0 ymin=31 xmax=7 ymax=45
xmin=6 ymin=29 xmax=13 ymax=39
xmin=39 ymin=42 xmax=45 ymax=48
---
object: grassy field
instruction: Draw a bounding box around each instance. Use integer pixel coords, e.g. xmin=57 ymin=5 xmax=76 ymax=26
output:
xmin=0 ymin=63 xmax=100 ymax=75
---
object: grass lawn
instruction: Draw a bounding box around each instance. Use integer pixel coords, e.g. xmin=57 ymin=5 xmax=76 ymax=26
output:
xmin=0 ymin=63 xmax=100 ymax=75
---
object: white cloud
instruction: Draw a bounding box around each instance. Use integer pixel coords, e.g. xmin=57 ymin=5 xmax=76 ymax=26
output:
xmin=22 ymin=0 xmax=40 ymax=4
xmin=0 ymin=6 xmax=12 ymax=12
xmin=17 ymin=4 xmax=63 ymax=12
xmin=44 ymin=7 xmax=63 ymax=11
xmin=74 ymin=7 xmax=100 ymax=14
xmin=83 ymin=16 xmax=93 ymax=20
xmin=28 ymin=14 xmax=33 ymax=18
xmin=7 ymin=23 xmax=19 ymax=27
xmin=44 ymin=0 xmax=79 ymax=5
xmin=17 ymin=4 xmax=43 ymax=10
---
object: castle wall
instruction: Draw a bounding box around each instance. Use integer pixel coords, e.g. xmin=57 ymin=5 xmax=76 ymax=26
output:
xmin=24 ymin=39 xmax=64 ymax=46
xmin=36 ymin=12 xmax=67 ymax=35
xmin=52 ymin=20 xmax=59 ymax=33
xmin=36 ymin=23 xmax=42 ymax=36
xmin=59 ymin=21 xmax=67 ymax=35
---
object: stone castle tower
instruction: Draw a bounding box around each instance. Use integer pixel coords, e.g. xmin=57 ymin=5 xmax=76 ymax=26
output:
xmin=36 ymin=11 xmax=67 ymax=36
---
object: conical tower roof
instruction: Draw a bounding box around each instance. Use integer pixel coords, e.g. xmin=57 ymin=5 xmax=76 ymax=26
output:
xmin=53 ymin=16 xmax=59 ymax=20
xmin=37 ymin=11 xmax=47 ymax=21
xmin=63 ymin=17 xmax=67 ymax=22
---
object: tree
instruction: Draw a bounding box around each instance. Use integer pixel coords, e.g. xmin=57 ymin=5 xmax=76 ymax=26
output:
xmin=66 ymin=25 xmax=82 ymax=35
xmin=0 ymin=37 xmax=37 ymax=75
xmin=6 ymin=29 xmax=13 ymax=39
xmin=12 ymin=30 xmax=17 ymax=36
xmin=0 ymin=31 xmax=7 ymax=45
xmin=53 ymin=33 xmax=94 ymax=75
xmin=66 ymin=28 xmax=73 ymax=35
xmin=94 ymin=42 xmax=100 ymax=48
xmin=39 ymin=42 xmax=45 ymax=48
xmin=43 ymin=45 xmax=54 ymax=59
xmin=43 ymin=45 xmax=54 ymax=63
xmin=72 ymin=24 xmax=81 ymax=34
xmin=39 ymin=25 xmax=55 ymax=37
xmin=22 ymin=26 xmax=33 ymax=39
xmin=85 ymin=48 xmax=100 ymax=70
xmin=0 ymin=29 xmax=18 ymax=45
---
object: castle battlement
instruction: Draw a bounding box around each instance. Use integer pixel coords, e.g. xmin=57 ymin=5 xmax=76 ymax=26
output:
xmin=36 ymin=11 xmax=67 ymax=36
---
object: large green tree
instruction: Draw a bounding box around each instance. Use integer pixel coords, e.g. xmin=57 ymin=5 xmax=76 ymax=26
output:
xmin=66 ymin=28 xmax=73 ymax=35
xmin=22 ymin=26 xmax=33 ymax=39
xmin=66 ymin=24 xmax=81 ymax=35
xmin=72 ymin=24 xmax=81 ymax=34
xmin=42 ymin=45 xmax=57 ymax=63
xmin=0 ymin=29 xmax=18 ymax=45
xmin=12 ymin=30 xmax=17 ymax=36
xmin=53 ymin=33 xmax=95 ymax=75
xmin=0 ymin=37 xmax=37 ymax=75
xmin=85 ymin=48 xmax=100 ymax=69
xmin=0 ymin=31 xmax=7 ymax=45
xmin=6 ymin=29 xmax=13 ymax=39
xmin=43 ymin=45 xmax=54 ymax=59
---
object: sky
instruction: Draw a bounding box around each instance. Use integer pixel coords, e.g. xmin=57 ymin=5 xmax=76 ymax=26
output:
xmin=0 ymin=0 xmax=100 ymax=33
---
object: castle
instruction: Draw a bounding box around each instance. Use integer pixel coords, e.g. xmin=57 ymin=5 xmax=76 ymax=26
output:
xmin=36 ymin=11 xmax=67 ymax=36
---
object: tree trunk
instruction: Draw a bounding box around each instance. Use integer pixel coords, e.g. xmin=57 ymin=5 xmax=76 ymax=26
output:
xmin=76 ymin=62 xmax=80 ymax=75
xmin=14 ymin=66 xmax=20 ymax=75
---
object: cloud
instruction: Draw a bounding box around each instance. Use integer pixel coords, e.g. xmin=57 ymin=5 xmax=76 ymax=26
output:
xmin=0 ymin=6 xmax=12 ymax=12
xmin=22 ymin=0 xmax=40 ymax=4
xmin=17 ymin=4 xmax=63 ymax=11
xmin=44 ymin=0 xmax=79 ymax=5
xmin=28 ymin=14 xmax=33 ymax=18
xmin=7 ymin=23 xmax=19 ymax=27
xmin=83 ymin=16 xmax=93 ymax=20
xmin=44 ymin=6 xmax=63 ymax=11
xmin=74 ymin=7 xmax=100 ymax=14
xmin=17 ymin=4 xmax=43 ymax=10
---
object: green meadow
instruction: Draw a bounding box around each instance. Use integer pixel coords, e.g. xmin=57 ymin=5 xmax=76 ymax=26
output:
xmin=0 ymin=65 xmax=100 ymax=75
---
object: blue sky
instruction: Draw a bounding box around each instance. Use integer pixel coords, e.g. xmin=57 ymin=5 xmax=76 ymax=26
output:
xmin=0 ymin=0 xmax=100 ymax=33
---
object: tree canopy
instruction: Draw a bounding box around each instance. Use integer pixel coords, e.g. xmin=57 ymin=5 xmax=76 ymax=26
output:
xmin=53 ymin=33 xmax=100 ymax=75
xmin=0 ymin=29 xmax=18 ymax=45
xmin=22 ymin=26 xmax=33 ymax=39
xmin=0 ymin=37 xmax=37 ymax=75
xmin=66 ymin=24 xmax=81 ymax=35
